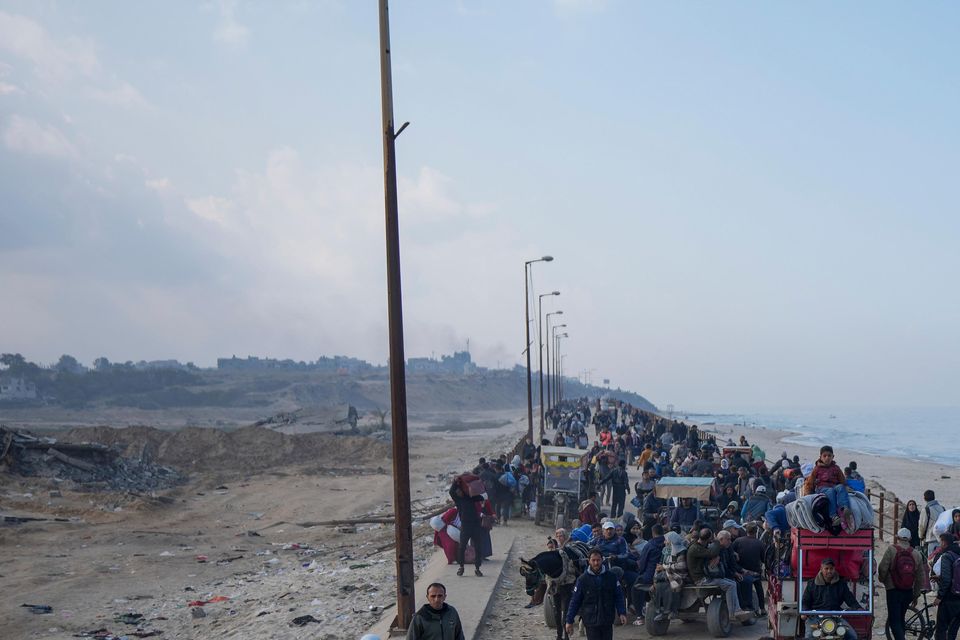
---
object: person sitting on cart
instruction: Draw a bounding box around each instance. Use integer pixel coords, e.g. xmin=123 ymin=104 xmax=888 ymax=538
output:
xmin=596 ymin=521 xmax=639 ymax=589
xmin=801 ymin=558 xmax=863 ymax=640
xmin=687 ymin=528 xmax=752 ymax=620
xmin=669 ymin=497 xmax=700 ymax=533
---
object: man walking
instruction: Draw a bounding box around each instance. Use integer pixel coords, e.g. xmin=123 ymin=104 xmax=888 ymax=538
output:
xmin=920 ymin=490 xmax=946 ymax=557
xmin=600 ymin=460 xmax=630 ymax=518
xmin=565 ymin=548 xmax=627 ymax=640
xmin=407 ymin=582 xmax=465 ymax=640
xmin=449 ymin=479 xmax=484 ymax=577
xmin=879 ymin=528 xmax=925 ymax=640
xmin=933 ymin=533 xmax=960 ymax=640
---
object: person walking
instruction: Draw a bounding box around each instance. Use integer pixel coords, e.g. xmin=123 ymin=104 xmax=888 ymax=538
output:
xmin=879 ymin=528 xmax=925 ymax=640
xmin=406 ymin=582 xmax=465 ymax=640
xmin=601 ymin=460 xmax=630 ymax=519
xmin=565 ymin=548 xmax=627 ymax=640
xmin=449 ymin=480 xmax=484 ymax=577
xmin=920 ymin=490 xmax=946 ymax=557
xmin=933 ymin=533 xmax=960 ymax=640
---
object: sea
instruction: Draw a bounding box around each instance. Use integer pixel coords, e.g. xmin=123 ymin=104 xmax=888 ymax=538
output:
xmin=679 ymin=406 xmax=960 ymax=466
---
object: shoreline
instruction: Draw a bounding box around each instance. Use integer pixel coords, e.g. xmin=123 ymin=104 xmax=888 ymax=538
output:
xmin=688 ymin=420 xmax=960 ymax=509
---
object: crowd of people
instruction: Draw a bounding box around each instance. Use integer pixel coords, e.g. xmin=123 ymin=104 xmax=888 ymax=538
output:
xmin=418 ymin=398 xmax=960 ymax=640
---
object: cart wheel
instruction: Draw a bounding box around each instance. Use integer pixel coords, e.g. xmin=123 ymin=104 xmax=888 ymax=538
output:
xmin=706 ymin=597 xmax=732 ymax=637
xmin=646 ymin=613 xmax=670 ymax=636
xmin=544 ymin=596 xmax=557 ymax=629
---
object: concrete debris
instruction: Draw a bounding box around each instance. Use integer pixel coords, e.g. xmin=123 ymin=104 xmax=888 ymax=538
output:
xmin=1 ymin=426 xmax=184 ymax=493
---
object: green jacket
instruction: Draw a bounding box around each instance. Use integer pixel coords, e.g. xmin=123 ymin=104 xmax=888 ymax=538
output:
xmin=407 ymin=603 xmax=465 ymax=640
xmin=686 ymin=540 xmax=721 ymax=583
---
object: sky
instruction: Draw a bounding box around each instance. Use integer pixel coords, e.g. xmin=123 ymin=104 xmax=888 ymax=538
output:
xmin=1 ymin=1 xmax=958 ymax=411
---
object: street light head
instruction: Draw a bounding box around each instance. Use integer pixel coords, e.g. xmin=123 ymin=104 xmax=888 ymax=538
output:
xmin=542 ymin=255 xmax=554 ymax=262
xmin=556 ymin=310 xmax=563 ymax=315
xmin=552 ymin=290 xmax=560 ymax=296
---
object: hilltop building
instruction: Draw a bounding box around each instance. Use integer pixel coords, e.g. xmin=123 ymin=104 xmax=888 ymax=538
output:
xmin=0 ymin=376 xmax=38 ymax=401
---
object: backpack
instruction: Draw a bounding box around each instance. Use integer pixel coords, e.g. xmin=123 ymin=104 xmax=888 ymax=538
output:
xmin=498 ymin=472 xmax=517 ymax=489
xmin=890 ymin=546 xmax=916 ymax=590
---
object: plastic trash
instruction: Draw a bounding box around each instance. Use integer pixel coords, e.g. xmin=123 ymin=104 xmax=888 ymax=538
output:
xmin=21 ymin=604 xmax=53 ymax=614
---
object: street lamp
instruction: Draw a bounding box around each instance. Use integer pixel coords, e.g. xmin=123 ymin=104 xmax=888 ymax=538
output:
xmin=555 ymin=332 xmax=568 ymax=403
xmin=538 ymin=294 xmax=560 ymax=438
xmin=547 ymin=322 xmax=566 ymax=412
xmin=524 ymin=256 xmax=553 ymax=442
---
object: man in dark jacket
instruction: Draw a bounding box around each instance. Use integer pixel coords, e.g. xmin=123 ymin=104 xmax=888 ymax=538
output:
xmin=631 ymin=525 xmax=666 ymax=624
xmin=407 ymin=582 xmax=465 ymax=640
xmin=449 ymin=481 xmax=484 ymax=577
xmin=565 ymin=548 xmax=627 ymax=640
xmin=733 ymin=522 xmax=766 ymax=614
xmin=600 ymin=460 xmax=631 ymax=518
xmin=933 ymin=533 xmax=960 ymax=640
xmin=801 ymin=558 xmax=862 ymax=640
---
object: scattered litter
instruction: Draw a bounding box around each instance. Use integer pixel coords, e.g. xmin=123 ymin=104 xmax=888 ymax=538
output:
xmin=190 ymin=607 xmax=206 ymax=619
xmin=246 ymin=530 xmax=261 ymax=537
xmin=290 ymin=615 xmax=321 ymax=626
xmin=158 ymin=551 xmax=174 ymax=557
xmin=195 ymin=555 xmax=208 ymax=563
xmin=187 ymin=596 xmax=230 ymax=607
xmin=22 ymin=603 xmax=53 ymax=614
xmin=113 ymin=612 xmax=144 ymax=625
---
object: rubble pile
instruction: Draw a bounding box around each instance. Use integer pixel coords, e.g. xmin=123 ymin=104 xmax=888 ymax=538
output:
xmin=0 ymin=426 xmax=185 ymax=492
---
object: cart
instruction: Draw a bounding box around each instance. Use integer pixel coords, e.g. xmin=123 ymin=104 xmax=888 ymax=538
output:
xmin=767 ymin=528 xmax=875 ymax=640
xmin=654 ymin=477 xmax=719 ymax=532
xmin=535 ymin=445 xmax=589 ymax=529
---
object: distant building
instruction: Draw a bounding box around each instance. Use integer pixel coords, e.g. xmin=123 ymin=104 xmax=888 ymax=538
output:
xmin=217 ymin=355 xmax=379 ymax=374
xmin=134 ymin=359 xmax=188 ymax=371
xmin=406 ymin=351 xmax=477 ymax=375
xmin=0 ymin=376 xmax=38 ymax=401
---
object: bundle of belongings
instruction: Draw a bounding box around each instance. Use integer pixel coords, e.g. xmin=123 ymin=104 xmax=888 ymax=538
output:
xmin=783 ymin=446 xmax=875 ymax=535
xmin=785 ymin=490 xmax=874 ymax=535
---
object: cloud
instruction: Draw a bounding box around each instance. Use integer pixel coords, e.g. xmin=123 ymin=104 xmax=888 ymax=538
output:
xmin=145 ymin=177 xmax=171 ymax=192
xmin=213 ymin=0 xmax=250 ymax=47
xmin=89 ymin=82 xmax=150 ymax=109
xmin=2 ymin=114 xmax=76 ymax=159
xmin=0 ymin=81 xmax=22 ymax=95
xmin=0 ymin=11 xmax=99 ymax=82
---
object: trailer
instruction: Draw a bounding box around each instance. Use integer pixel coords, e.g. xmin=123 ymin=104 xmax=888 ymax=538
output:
xmin=535 ymin=445 xmax=589 ymax=528
xmin=767 ymin=528 xmax=875 ymax=640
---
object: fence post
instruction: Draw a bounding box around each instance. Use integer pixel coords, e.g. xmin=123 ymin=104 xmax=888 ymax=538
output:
xmin=879 ymin=493 xmax=885 ymax=541
xmin=893 ymin=500 xmax=900 ymax=537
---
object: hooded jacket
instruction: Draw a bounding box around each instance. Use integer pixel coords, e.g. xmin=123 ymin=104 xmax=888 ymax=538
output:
xmin=936 ymin=542 xmax=960 ymax=600
xmin=636 ymin=535 xmax=666 ymax=585
xmin=407 ymin=602 xmax=465 ymax=640
xmin=741 ymin=493 xmax=771 ymax=522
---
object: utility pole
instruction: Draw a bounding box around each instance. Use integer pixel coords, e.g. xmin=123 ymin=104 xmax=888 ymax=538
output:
xmin=377 ymin=0 xmax=414 ymax=631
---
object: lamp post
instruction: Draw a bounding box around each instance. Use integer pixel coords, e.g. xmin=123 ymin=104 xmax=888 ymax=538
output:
xmin=560 ymin=353 xmax=568 ymax=402
xmin=555 ymin=332 xmax=568 ymax=404
xmin=547 ymin=320 xmax=566 ymax=412
xmin=538 ymin=294 xmax=560 ymax=438
xmin=524 ymin=256 xmax=553 ymax=443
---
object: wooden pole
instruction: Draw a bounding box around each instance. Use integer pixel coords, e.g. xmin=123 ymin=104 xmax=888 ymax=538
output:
xmin=377 ymin=0 xmax=414 ymax=629
xmin=879 ymin=493 xmax=886 ymax=541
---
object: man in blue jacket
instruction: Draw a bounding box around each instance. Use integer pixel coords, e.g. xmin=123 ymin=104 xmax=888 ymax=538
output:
xmin=566 ymin=548 xmax=627 ymax=640
xmin=631 ymin=524 xmax=666 ymax=625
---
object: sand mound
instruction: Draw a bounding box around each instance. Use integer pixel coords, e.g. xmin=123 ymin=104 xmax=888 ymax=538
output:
xmin=60 ymin=425 xmax=391 ymax=473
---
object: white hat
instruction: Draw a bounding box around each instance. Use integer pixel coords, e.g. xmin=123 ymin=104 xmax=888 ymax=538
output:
xmin=755 ymin=485 xmax=767 ymax=493
xmin=602 ymin=521 xmax=616 ymax=530
xmin=897 ymin=528 xmax=912 ymax=540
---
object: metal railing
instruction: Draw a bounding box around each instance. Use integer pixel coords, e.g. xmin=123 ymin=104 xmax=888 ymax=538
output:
xmin=866 ymin=488 xmax=911 ymax=543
